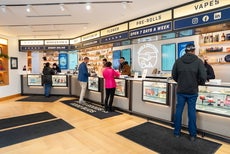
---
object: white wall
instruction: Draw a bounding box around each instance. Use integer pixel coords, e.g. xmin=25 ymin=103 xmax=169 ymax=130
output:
xmin=0 ymin=35 xmax=26 ymax=98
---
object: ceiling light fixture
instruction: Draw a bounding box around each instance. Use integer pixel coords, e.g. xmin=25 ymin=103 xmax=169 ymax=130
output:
xmin=85 ymin=3 xmax=91 ymax=11
xmin=122 ymin=2 xmax=127 ymax=9
xmin=60 ymin=3 xmax=65 ymax=11
xmin=26 ymin=4 xmax=31 ymax=13
xmin=1 ymin=5 xmax=6 ymax=13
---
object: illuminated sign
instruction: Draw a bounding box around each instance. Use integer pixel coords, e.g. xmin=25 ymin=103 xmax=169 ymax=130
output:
xmin=81 ymin=31 xmax=100 ymax=42
xmin=20 ymin=40 xmax=44 ymax=45
xmin=45 ymin=40 xmax=69 ymax=45
xmin=174 ymin=0 xmax=229 ymax=18
xmin=129 ymin=10 xmax=172 ymax=29
xmin=101 ymin=23 xmax=128 ymax=36
xmin=70 ymin=37 xmax=81 ymax=44
xmin=101 ymin=32 xmax=128 ymax=43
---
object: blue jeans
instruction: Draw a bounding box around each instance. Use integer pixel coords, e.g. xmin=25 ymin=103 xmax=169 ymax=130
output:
xmin=174 ymin=93 xmax=198 ymax=137
xmin=44 ymin=83 xmax=52 ymax=97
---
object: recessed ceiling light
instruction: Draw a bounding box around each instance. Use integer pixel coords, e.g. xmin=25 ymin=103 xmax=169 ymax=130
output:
xmin=26 ymin=4 xmax=31 ymax=13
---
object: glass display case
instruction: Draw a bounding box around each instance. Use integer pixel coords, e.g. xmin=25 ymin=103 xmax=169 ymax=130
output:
xmin=197 ymin=84 xmax=230 ymax=117
xmin=115 ymin=78 xmax=127 ymax=97
xmin=88 ymin=77 xmax=100 ymax=91
xmin=142 ymin=80 xmax=168 ymax=105
xmin=27 ymin=74 xmax=42 ymax=86
xmin=52 ymin=75 xmax=68 ymax=87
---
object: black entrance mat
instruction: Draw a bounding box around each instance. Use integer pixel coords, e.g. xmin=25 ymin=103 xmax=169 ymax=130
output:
xmin=117 ymin=122 xmax=221 ymax=154
xmin=0 ymin=119 xmax=74 ymax=148
xmin=0 ymin=112 xmax=56 ymax=130
xmin=61 ymin=99 xmax=122 ymax=119
xmin=17 ymin=95 xmax=62 ymax=102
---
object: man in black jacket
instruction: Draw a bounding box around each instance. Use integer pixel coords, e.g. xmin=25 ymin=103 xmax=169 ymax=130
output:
xmin=43 ymin=62 xmax=55 ymax=97
xmin=172 ymin=44 xmax=207 ymax=141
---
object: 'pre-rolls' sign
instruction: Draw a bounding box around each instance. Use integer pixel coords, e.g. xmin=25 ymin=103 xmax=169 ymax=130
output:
xmin=174 ymin=0 xmax=229 ymax=18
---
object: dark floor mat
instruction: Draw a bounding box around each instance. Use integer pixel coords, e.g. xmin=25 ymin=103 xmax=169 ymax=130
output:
xmin=17 ymin=95 xmax=62 ymax=102
xmin=118 ymin=122 xmax=221 ymax=154
xmin=0 ymin=119 xmax=74 ymax=148
xmin=61 ymin=99 xmax=122 ymax=119
xmin=0 ymin=112 xmax=56 ymax=130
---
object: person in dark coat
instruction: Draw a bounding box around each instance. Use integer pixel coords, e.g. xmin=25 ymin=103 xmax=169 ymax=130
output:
xmin=43 ymin=62 xmax=55 ymax=97
xmin=52 ymin=63 xmax=61 ymax=74
xmin=203 ymin=56 xmax=215 ymax=81
xmin=118 ymin=57 xmax=131 ymax=76
xmin=172 ymin=44 xmax=207 ymax=141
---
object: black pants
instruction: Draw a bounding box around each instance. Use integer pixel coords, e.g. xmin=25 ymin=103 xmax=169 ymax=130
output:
xmin=104 ymin=88 xmax=116 ymax=110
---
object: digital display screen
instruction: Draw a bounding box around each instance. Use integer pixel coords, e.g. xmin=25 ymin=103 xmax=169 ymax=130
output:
xmin=177 ymin=41 xmax=194 ymax=58
xmin=68 ymin=50 xmax=78 ymax=70
xmin=161 ymin=43 xmax=176 ymax=71
xmin=112 ymin=50 xmax=121 ymax=70
xmin=121 ymin=48 xmax=131 ymax=65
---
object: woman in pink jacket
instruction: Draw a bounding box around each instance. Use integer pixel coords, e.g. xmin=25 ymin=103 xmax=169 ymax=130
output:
xmin=102 ymin=61 xmax=120 ymax=111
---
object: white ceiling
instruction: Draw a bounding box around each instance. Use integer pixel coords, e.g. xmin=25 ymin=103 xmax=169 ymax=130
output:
xmin=0 ymin=0 xmax=195 ymax=40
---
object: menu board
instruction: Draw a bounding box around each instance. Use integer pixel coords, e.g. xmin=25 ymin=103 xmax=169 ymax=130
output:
xmin=52 ymin=75 xmax=67 ymax=87
xmin=27 ymin=74 xmax=42 ymax=86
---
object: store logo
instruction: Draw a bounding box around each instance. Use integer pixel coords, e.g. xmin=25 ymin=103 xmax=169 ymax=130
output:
xmin=137 ymin=43 xmax=158 ymax=68
xmin=214 ymin=12 xmax=221 ymax=20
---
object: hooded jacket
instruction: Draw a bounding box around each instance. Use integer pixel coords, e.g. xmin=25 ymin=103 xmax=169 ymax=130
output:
xmin=172 ymin=53 xmax=207 ymax=94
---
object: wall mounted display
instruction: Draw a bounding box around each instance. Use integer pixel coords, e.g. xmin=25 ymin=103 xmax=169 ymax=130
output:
xmin=197 ymin=85 xmax=230 ymax=117
xmin=161 ymin=43 xmax=176 ymax=71
xmin=115 ymin=78 xmax=127 ymax=97
xmin=88 ymin=77 xmax=100 ymax=91
xmin=10 ymin=57 xmax=18 ymax=69
xmin=121 ymin=48 xmax=131 ymax=66
xmin=68 ymin=50 xmax=78 ymax=70
xmin=112 ymin=50 xmax=121 ymax=70
xmin=27 ymin=74 xmax=42 ymax=86
xmin=52 ymin=75 xmax=68 ymax=87
xmin=59 ymin=52 xmax=68 ymax=70
xmin=142 ymin=80 xmax=168 ymax=105
xmin=177 ymin=41 xmax=194 ymax=58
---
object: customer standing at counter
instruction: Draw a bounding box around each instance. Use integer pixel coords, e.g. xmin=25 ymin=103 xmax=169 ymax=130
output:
xmin=118 ymin=57 xmax=131 ymax=76
xmin=102 ymin=61 xmax=120 ymax=111
xmin=78 ymin=57 xmax=90 ymax=103
xmin=42 ymin=62 xmax=55 ymax=97
xmin=172 ymin=44 xmax=207 ymax=141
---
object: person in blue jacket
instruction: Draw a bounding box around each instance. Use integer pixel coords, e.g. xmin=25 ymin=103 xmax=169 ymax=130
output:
xmin=78 ymin=57 xmax=90 ymax=103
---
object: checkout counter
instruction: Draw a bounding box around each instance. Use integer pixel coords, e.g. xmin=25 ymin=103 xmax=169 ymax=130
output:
xmin=20 ymin=74 xmax=230 ymax=141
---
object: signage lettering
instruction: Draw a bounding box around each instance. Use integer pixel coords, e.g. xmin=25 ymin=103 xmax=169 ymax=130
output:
xmin=129 ymin=10 xmax=172 ymax=29
xmin=129 ymin=22 xmax=172 ymax=39
xmin=194 ymin=0 xmax=219 ymax=10
xmin=174 ymin=0 xmax=228 ymax=18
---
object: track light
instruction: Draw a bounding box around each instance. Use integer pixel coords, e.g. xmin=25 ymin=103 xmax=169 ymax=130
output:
xmin=122 ymin=2 xmax=127 ymax=9
xmin=60 ymin=3 xmax=65 ymax=11
xmin=26 ymin=4 xmax=31 ymax=12
xmin=85 ymin=3 xmax=91 ymax=11
xmin=1 ymin=5 xmax=6 ymax=13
